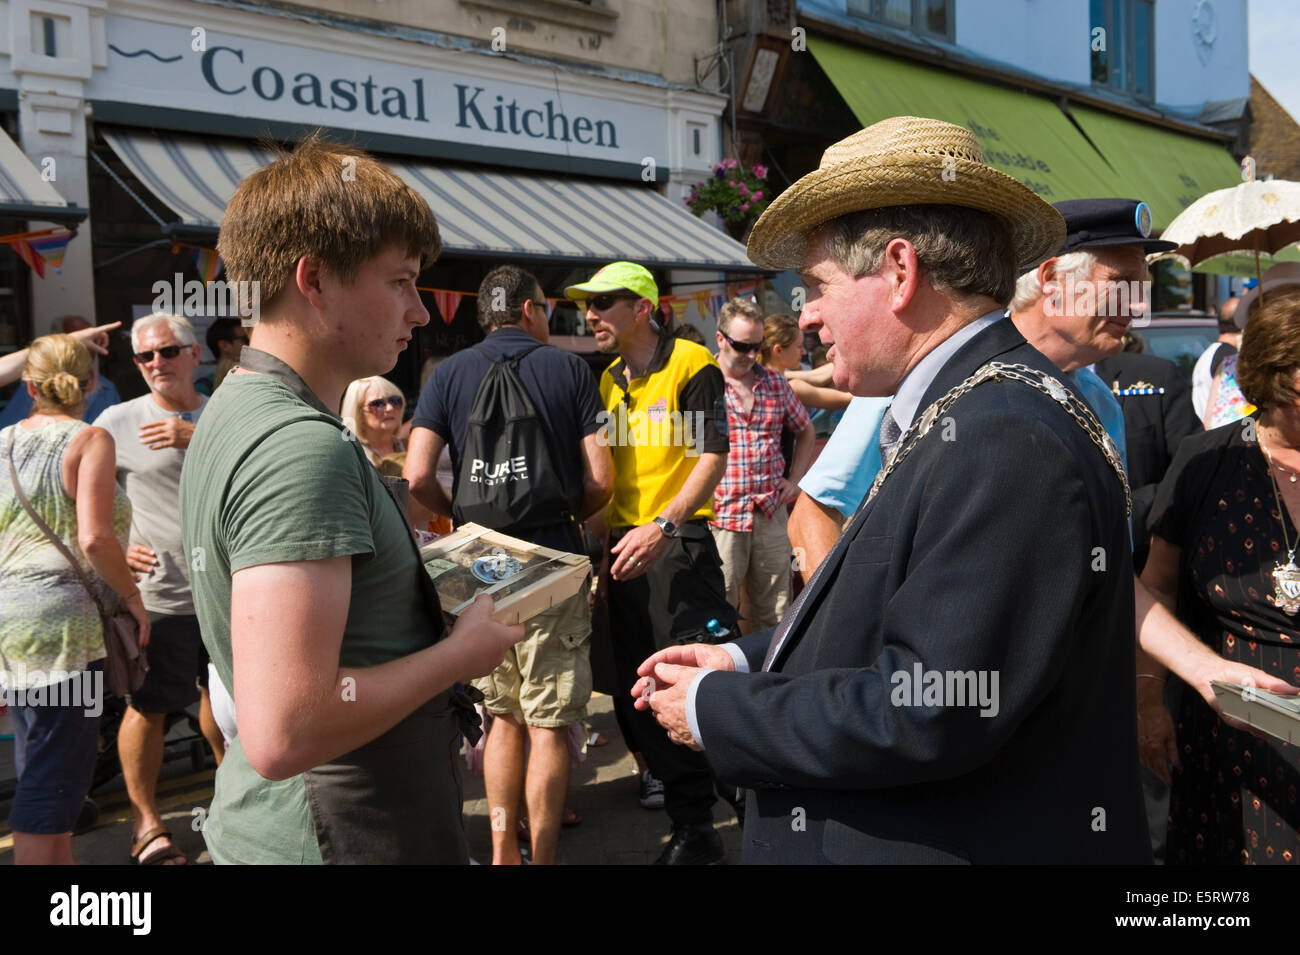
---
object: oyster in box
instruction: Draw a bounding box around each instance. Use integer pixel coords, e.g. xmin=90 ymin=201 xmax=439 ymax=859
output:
xmin=420 ymin=523 xmax=591 ymax=626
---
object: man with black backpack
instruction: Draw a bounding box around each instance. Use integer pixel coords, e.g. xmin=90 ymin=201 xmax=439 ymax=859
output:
xmin=405 ymin=265 xmax=613 ymax=865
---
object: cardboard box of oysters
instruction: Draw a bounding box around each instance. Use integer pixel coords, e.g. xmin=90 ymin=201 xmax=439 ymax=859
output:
xmin=419 ymin=523 xmax=591 ymax=626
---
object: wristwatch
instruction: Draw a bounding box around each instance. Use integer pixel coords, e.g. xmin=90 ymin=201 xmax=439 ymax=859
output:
xmin=653 ymin=516 xmax=678 ymax=538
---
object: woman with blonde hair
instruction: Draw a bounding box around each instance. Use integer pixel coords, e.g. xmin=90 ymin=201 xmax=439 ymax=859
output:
xmin=760 ymin=313 xmax=851 ymax=411
xmin=341 ymin=375 xmax=407 ymax=467
xmin=0 ymin=334 xmax=147 ymax=864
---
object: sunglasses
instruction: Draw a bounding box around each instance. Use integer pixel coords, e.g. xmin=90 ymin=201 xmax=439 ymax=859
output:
xmin=366 ymin=396 xmax=404 ymax=413
xmin=586 ymin=293 xmax=640 ymax=312
xmin=132 ymin=345 xmax=186 ymax=363
xmin=720 ymin=330 xmax=763 ymax=354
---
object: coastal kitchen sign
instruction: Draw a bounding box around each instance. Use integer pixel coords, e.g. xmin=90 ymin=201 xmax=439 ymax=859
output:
xmin=86 ymin=16 xmax=668 ymax=167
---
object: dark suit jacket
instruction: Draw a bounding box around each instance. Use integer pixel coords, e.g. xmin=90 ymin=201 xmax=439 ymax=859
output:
xmin=1093 ymin=353 xmax=1202 ymax=571
xmin=695 ymin=318 xmax=1151 ymax=864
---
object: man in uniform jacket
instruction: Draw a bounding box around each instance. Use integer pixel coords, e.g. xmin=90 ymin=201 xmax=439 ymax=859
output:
xmin=630 ymin=116 xmax=1153 ymax=865
xmin=1094 ymin=349 xmax=1201 ymax=573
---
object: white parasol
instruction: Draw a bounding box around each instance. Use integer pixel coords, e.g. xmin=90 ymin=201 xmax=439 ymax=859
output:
xmin=1153 ymin=173 xmax=1300 ymax=295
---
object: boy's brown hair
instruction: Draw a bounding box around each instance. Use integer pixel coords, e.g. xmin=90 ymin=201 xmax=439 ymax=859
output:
xmin=218 ymin=132 xmax=440 ymax=317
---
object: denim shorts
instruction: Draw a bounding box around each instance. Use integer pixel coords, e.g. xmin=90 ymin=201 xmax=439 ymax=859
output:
xmin=7 ymin=663 xmax=102 ymax=834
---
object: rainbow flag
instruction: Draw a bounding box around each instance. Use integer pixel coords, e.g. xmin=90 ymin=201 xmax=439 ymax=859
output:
xmin=192 ymin=247 xmax=223 ymax=283
xmin=9 ymin=237 xmax=44 ymax=278
xmin=2 ymin=227 xmax=76 ymax=278
xmin=29 ymin=230 xmax=74 ymax=272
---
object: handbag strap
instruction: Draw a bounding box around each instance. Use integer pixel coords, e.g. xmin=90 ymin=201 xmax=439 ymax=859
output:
xmin=5 ymin=427 xmax=112 ymax=617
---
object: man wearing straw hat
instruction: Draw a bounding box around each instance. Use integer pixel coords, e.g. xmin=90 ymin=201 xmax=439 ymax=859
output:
xmin=632 ymin=116 xmax=1151 ymax=863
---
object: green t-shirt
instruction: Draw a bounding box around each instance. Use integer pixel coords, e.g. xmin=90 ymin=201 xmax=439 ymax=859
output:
xmin=180 ymin=371 xmax=440 ymax=864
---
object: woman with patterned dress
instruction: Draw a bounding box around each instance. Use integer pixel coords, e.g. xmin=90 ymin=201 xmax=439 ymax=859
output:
xmin=0 ymin=334 xmax=146 ymax=864
xmin=1142 ymin=289 xmax=1300 ymax=864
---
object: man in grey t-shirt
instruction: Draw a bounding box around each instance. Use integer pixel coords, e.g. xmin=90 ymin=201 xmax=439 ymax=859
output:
xmin=94 ymin=312 xmax=217 ymax=865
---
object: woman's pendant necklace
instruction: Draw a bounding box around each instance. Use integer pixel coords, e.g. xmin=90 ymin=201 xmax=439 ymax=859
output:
xmin=1261 ymin=437 xmax=1300 ymax=613
xmin=1274 ymin=551 xmax=1300 ymax=615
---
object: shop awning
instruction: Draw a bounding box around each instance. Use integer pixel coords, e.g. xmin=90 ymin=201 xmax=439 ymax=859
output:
xmin=101 ymin=128 xmax=759 ymax=272
xmin=1068 ymin=105 xmax=1241 ymax=230
xmin=0 ymin=128 xmax=87 ymax=223
xmin=808 ymin=36 xmax=1118 ymax=204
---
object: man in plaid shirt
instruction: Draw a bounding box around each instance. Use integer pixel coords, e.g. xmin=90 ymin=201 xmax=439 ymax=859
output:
xmin=710 ymin=299 xmax=814 ymax=630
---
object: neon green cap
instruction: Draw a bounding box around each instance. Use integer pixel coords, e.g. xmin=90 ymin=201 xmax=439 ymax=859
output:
xmin=564 ymin=261 xmax=659 ymax=309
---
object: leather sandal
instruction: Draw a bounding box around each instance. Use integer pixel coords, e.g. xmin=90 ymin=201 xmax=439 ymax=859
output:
xmin=130 ymin=825 xmax=189 ymax=865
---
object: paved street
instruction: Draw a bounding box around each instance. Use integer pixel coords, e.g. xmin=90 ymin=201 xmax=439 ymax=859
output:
xmin=0 ymin=692 xmax=743 ymax=865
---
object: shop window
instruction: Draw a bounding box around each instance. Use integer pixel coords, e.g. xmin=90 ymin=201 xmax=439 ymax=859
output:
xmin=1090 ymin=0 xmax=1155 ymax=101
xmin=687 ymin=121 xmax=707 ymax=158
xmin=32 ymin=13 xmax=69 ymax=57
xmin=846 ymin=0 xmax=953 ymax=40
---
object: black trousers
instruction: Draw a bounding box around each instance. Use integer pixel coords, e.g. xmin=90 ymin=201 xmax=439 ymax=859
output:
xmin=606 ymin=522 xmax=739 ymax=830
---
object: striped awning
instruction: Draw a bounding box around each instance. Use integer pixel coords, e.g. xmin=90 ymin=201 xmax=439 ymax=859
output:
xmin=0 ymin=128 xmax=86 ymax=223
xmin=101 ymin=128 xmax=759 ymax=271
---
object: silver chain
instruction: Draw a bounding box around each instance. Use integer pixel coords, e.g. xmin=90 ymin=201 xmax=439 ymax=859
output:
xmin=1258 ymin=437 xmax=1297 ymax=562
xmin=865 ymin=361 xmax=1131 ymax=515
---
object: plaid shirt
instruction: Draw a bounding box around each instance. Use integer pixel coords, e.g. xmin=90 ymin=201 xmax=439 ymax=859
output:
xmin=711 ymin=364 xmax=812 ymax=532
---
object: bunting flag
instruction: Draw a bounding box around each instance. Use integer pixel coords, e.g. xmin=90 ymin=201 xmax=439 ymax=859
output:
xmin=432 ymin=290 xmax=465 ymax=325
xmin=400 ymin=282 xmax=762 ymax=330
xmin=192 ymin=246 xmax=223 ymax=283
xmin=708 ymin=293 xmax=728 ymax=321
xmin=9 ymin=237 xmax=44 ymax=278
xmin=0 ymin=227 xmax=76 ymax=279
xmin=691 ymin=290 xmax=711 ymax=319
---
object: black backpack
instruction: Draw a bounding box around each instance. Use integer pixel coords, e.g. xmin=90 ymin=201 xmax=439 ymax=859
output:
xmin=452 ymin=344 xmax=574 ymax=532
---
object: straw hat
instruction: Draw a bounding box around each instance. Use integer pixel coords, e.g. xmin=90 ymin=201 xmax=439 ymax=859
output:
xmin=746 ymin=116 xmax=1066 ymax=272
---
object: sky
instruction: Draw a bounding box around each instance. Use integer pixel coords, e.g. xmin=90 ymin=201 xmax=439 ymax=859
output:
xmin=1248 ymin=0 xmax=1300 ymax=122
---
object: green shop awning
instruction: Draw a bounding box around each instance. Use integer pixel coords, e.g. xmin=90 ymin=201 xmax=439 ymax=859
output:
xmin=808 ymin=36 xmax=1117 ymax=203
xmin=1068 ymin=106 xmax=1242 ymax=231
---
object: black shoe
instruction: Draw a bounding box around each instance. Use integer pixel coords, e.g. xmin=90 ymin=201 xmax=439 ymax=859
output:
xmin=653 ymin=825 xmax=725 ymax=865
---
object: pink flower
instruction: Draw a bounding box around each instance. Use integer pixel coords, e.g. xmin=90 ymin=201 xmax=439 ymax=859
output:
xmin=753 ymin=191 xmax=763 ymax=200
xmin=723 ymin=157 xmax=740 ymax=169
xmin=741 ymin=202 xmax=750 ymax=212
xmin=729 ymin=180 xmax=737 ymax=188
xmin=752 ymin=164 xmax=767 ymax=179
xmin=739 ymin=184 xmax=750 ymax=196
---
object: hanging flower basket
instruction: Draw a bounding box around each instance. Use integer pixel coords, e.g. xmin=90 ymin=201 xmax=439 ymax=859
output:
xmin=686 ymin=159 xmax=770 ymax=241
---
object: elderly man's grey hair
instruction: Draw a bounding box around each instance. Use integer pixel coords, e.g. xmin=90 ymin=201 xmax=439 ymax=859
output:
xmin=130 ymin=312 xmax=198 ymax=352
xmin=1010 ymin=250 xmax=1098 ymax=314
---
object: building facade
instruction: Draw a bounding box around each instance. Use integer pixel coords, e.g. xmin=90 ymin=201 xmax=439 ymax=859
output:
xmin=724 ymin=0 xmax=1252 ymax=311
xmin=0 ymin=0 xmax=754 ymax=396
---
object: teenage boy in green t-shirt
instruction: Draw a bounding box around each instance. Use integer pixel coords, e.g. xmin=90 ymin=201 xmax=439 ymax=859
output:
xmin=180 ymin=134 xmax=521 ymax=864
